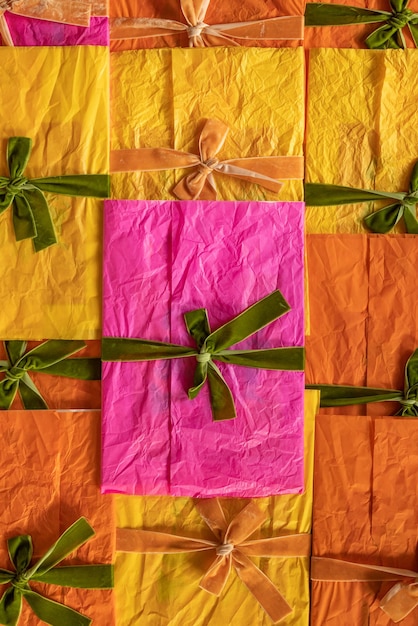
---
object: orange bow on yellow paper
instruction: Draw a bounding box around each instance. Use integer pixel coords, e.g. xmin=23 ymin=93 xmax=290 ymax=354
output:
xmin=117 ymin=499 xmax=311 ymax=623
xmin=110 ymin=118 xmax=303 ymax=200
xmin=110 ymin=0 xmax=303 ymax=47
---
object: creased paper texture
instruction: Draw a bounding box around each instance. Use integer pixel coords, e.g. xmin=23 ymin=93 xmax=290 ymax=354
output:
xmin=2 ymin=14 xmax=109 ymax=46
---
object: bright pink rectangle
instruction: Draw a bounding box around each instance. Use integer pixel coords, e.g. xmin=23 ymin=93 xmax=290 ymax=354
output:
xmin=3 ymin=14 xmax=108 ymax=46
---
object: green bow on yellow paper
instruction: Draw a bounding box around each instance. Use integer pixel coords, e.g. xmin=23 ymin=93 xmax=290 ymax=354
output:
xmin=307 ymin=348 xmax=418 ymax=416
xmin=0 ymin=517 xmax=113 ymax=626
xmin=103 ymin=290 xmax=305 ymax=421
xmin=305 ymin=1 xmax=418 ymax=48
xmin=0 ymin=340 xmax=101 ymax=410
xmin=0 ymin=137 xmax=110 ymax=252
xmin=304 ymin=160 xmax=418 ymax=234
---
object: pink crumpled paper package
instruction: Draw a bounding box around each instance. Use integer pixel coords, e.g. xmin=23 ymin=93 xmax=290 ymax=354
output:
xmin=102 ymin=200 xmax=305 ymax=498
xmin=2 ymin=12 xmax=108 ymax=46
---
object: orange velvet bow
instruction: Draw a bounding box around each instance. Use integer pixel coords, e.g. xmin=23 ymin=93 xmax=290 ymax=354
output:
xmin=110 ymin=118 xmax=303 ymax=200
xmin=117 ymin=499 xmax=311 ymax=623
xmin=110 ymin=0 xmax=303 ymax=47
xmin=312 ymin=557 xmax=418 ymax=623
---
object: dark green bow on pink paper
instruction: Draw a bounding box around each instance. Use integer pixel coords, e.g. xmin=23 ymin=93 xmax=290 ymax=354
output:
xmin=103 ymin=290 xmax=305 ymax=421
xmin=0 ymin=517 xmax=113 ymax=626
xmin=0 ymin=137 xmax=109 ymax=252
xmin=306 ymin=1 xmax=418 ymax=49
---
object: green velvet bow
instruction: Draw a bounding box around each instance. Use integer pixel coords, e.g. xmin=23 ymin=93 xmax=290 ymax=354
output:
xmin=307 ymin=348 xmax=418 ymax=416
xmin=0 ymin=137 xmax=110 ymax=252
xmin=0 ymin=340 xmax=101 ymax=410
xmin=305 ymin=161 xmax=418 ymax=234
xmin=0 ymin=517 xmax=113 ymax=626
xmin=103 ymin=290 xmax=305 ymax=421
xmin=305 ymin=1 xmax=418 ymax=48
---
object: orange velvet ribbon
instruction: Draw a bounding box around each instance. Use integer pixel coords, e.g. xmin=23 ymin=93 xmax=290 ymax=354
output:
xmin=110 ymin=0 xmax=303 ymax=46
xmin=110 ymin=119 xmax=303 ymax=200
xmin=117 ymin=499 xmax=311 ymax=623
xmin=312 ymin=557 xmax=418 ymax=623
xmin=0 ymin=0 xmax=92 ymax=46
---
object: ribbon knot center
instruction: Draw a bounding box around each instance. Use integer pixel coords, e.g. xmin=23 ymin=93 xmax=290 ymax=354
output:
xmin=187 ymin=21 xmax=208 ymax=40
xmin=216 ymin=542 xmax=234 ymax=556
xmin=196 ymin=351 xmax=211 ymax=364
xmin=389 ymin=10 xmax=413 ymax=28
xmin=6 ymin=176 xmax=28 ymax=196
xmin=198 ymin=158 xmax=219 ymax=176
xmin=4 ymin=366 xmax=25 ymax=382
xmin=403 ymin=193 xmax=418 ymax=206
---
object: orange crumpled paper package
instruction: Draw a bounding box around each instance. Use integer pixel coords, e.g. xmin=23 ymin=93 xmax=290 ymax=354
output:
xmin=312 ymin=412 xmax=418 ymax=625
xmin=305 ymin=234 xmax=418 ymax=415
xmin=0 ymin=410 xmax=115 ymax=625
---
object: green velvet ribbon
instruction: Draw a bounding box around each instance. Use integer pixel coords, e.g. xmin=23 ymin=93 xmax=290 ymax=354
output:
xmin=307 ymin=348 xmax=418 ymax=416
xmin=103 ymin=290 xmax=305 ymax=421
xmin=0 ymin=340 xmax=101 ymax=410
xmin=305 ymin=1 xmax=418 ymax=48
xmin=304 ymin=160 xmax=418 ymax=234
xmin=0 ymin=517 xmax=113 ymax=626
xmin=0 ymin=137 xmax=110 ymax=252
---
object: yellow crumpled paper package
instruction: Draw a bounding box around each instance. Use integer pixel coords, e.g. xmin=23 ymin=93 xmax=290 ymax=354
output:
xmin=0 ymin=47 xmax=109 ymax=339
xmin=114 ymin=390 xmax=319 ymax=626
xmin=306 ymin=49 xmax=418 ymax=234
xmin=111 ymin=47 xmax=304 ymax=202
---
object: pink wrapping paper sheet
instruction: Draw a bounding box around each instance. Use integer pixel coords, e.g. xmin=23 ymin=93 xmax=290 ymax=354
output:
xmin=2 ymin=14 xmax=108 ymax=45
xmin=102 ymin=200 xmax=305 ymax=498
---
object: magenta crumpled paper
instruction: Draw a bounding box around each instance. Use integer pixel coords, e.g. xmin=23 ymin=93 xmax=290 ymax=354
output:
xmin=102 ymin=200 xmax=305 ymax=497
xmin=2 ymin=14 xmax=108 ymax=45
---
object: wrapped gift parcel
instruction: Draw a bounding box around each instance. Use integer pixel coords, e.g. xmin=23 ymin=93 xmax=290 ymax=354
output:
xmin=311 ymin=413 xmax=418 ymax=625
xmin=110 ymin=0 xmax=304 ymax=51
xmin=305 ymin=48 xmax=418 ymax=234
xmin=114 ymin=390 xmax=319 ymax=626
xmin=305 ymin=0 xmax=418 ymax=49
xmin=0 ymin=410 xmax=115 ymax=625
xmin=102 ymin=199 xmax=305 ymax=497
xmin=110 ymin=47 xmax=304 ymax=203
xmin=305 ymin=234 xmax=418 ymax=416
xmin=0 ymin=46 xmax=109 ymax=339
xmin=0 ymin=1 xmax=109 ymax=46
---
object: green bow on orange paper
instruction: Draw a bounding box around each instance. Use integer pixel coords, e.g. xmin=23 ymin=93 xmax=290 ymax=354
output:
xmin=0 ymin=137 xmax=110 ymax=251
xmin=304 ymin=160 xmax=418 ymax=234
xmin=0 ymin=340 xmax=101 ymax=410
xmin=307 ymin=348 xmax=418 ymax=416
xmin=0 ymin=517 xmax=113 ymax=626
xmin=305 ymin=1 xmax=418 ymax=49
xmin=103 ymin=290 xmax=305 ymax=421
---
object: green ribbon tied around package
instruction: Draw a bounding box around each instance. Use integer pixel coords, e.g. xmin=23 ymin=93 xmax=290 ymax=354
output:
xmin=0 ymin=137 xmax=110 ymax=252
xmin=103 ymin=290 xmax=305 ymax=421
xmin=305 ymin=160 xmax=418 ymax=234
xmin=0 ymin=517 xmax=113 ymax=626
xmin=307 ymin=348 xmax=418 ymax=416
xmin=0 ymin=340 xmax=101 ymax=410
xmin=305 ymin=0 xmax=418 ymax=48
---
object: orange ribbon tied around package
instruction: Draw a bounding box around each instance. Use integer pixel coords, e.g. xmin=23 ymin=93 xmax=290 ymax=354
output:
xmin=117 ymin=499 xmax=311 ymax=623
xmin=312 ymin=557 xmax=418 ymax=623
xmin=0 ymin=0 xmax=92 ymax=46
xmin=110 ymin=0 xmax=304 ymax=47
xmin=110 ymin=119 xmax=303 ymax=200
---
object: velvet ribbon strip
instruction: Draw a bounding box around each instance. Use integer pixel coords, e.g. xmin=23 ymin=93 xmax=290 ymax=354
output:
xmin=312 ymin=557 xmax=418 ymax=623
xmin=305 ymin=159 xmax=418 ymax=234
xmin=110 ymin=119 xmax=303 ymax=201
xmin=0 ymin=340 xmax=101 ymax=410
xmin=0 ymin=0 xmax=93 ymax=45
xmin=110 ymin=0 xmax=304 ymax=47
xmin=307 ymin=348 xmax=418 ymax=416
xmin=0 ymin=137 xmax=110 ymax=251
xmin=117 ymin=499 xmax=311 ymax=624
xmin=305 ymin=0 xmax=418 ymax=48
xmin=0 ymin=517 xmax=113 ymax=626
xmin=103 ymin=289 xmax=305 ymax=421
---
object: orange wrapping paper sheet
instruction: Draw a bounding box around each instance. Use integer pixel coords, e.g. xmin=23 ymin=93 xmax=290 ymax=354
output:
xmin=0 ymin=410 xmax=115 ymax=625
xmin=110 ymin=0 xmax=304 ymax=50
xmin=305 ymin=234 xmax=418 ymax=415
xmin=304 ymin=0 xmax=418 ymax=48
xmin=312 ymin=413 xmax=418 ymax=625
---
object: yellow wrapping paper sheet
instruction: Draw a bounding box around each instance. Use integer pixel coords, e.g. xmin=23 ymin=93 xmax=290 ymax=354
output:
xmin=110 ymin=48 xmax=304 ymax=202
xmin=305 ymin=48 xmax=418 ymax=233
xmin=114 ymin=390 xmax=319 ymax=626
xmin=0 ymin=47 xmax=108 ymax=339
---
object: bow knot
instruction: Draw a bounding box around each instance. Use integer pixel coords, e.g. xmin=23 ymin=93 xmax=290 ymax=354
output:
xmin=196 ymin=351 xmax=211 ymax=364
xmin=198 ymin=157 xmax=219 ymax=174
xmin=216 ymin=542 xmax=234 ymax=556
xmin=3 ymin=365 xmax=25 ymax=383
xmin=5 ymin=176 xmax=28 ymax=196
xmin=187 ymin=20 xmax=208 ymax=42
xmin=389 ymin=9 xmax=414 ymax=29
